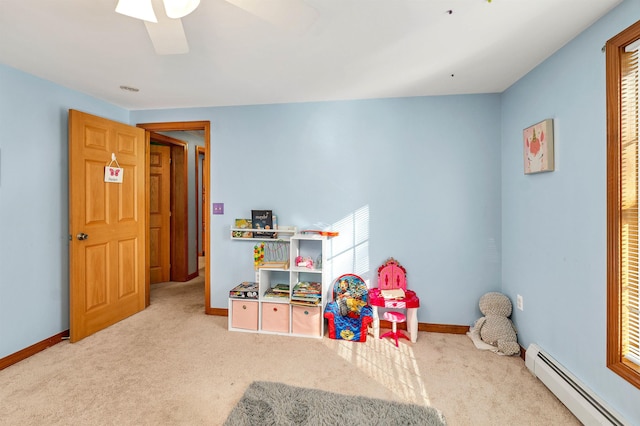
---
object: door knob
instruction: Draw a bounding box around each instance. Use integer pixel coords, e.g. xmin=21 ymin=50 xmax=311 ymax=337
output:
xmin=76 ymin=233 xmax=89 ymax=240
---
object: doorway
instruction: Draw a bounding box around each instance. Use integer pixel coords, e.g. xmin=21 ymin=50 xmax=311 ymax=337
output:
xmin=148 ymin=132 xmax=192 ymax=284
xmin=138 ymin=121 xmax=211 ymax=313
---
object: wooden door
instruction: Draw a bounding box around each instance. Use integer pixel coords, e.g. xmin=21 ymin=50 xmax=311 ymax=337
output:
xmin=69 ymin=110 xmax=146 ymax=342
xmin=196 ymin=146 xmax=206 ymax=256
xmin=169 ymin=144 xmax=189 ymax=281
xmin=149 ymin=145 xmax=171 ymax=284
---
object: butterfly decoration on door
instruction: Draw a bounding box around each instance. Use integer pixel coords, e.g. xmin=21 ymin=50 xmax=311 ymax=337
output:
xmin=104 ymin=153 xmax=124 ymax=183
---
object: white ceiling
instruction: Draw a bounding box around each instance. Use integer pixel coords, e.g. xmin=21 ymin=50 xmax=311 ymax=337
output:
xmin=0 ymin=0 xmax=622 ymax=110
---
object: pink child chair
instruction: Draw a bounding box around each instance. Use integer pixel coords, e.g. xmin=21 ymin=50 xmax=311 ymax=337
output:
xmin=381 ymin=311 xmax=409 ymax=347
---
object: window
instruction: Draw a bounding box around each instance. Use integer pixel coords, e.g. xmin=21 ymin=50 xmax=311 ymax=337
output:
xmin=607 ymin=19 xmax=640 ymax=390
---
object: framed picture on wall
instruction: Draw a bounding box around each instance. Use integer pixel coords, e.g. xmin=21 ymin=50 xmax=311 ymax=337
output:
xmin=523 ymin=119 xmax=554 ymax=174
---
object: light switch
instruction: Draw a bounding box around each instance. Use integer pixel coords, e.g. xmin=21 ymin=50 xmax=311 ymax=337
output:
xmin=212 ymin=203 xmax=224 ymax=215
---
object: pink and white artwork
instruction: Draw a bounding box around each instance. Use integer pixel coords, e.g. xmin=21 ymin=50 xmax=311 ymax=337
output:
xmin=523 ymin=119 xmax=554 ymax=174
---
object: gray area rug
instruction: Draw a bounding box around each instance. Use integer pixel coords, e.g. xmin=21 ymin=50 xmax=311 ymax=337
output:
xmin=224 ymin=381 xmax=447 ymax=426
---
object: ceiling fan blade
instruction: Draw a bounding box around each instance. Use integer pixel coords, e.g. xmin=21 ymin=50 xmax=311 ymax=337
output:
xmin=163 ymin=0 xmax=201 ymax=19
xmin=143 ymin=0 xmax=190 ymax=55
xmin=116 ymin=0 xmax=158 ymax=23
xmin=225 ymin=0 xmax=319 ymax=34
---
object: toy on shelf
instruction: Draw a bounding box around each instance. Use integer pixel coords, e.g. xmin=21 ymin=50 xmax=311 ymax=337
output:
xmin=265 ymin=241 xmax=288 ymax=262
xmin=300 ymin=222 xmax=339 ymax=237
xmin=301 ymin=229 xmax=339 ymax=237
xmin=229 ymin=282 xmax=259 ymax=299
xmin=295 ymin=255 xmax=314 ymax=268
xmin=254 ymin=241 xmax=290 ymax=269
xmin=253 ymin=242 xmax=265 ymax=269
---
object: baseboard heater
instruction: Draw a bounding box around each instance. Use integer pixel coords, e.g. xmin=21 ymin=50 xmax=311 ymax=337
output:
xmin=525 ymin=344 xmax=628 ymax=425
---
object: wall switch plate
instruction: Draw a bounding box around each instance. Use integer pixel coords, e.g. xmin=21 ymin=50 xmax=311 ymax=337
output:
xmin=212 ymin=203 xmax=224 ymax=215
xmin=516 ymin=294 xmax=523 ymax=311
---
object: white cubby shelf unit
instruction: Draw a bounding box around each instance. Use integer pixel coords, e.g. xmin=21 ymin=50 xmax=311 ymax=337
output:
xmin=228 ymin=232 xmax=332 ymax=339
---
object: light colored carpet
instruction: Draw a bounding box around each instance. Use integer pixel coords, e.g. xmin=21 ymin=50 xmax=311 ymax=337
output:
xmin=224 ymin=381 xmax=447 ymax=425
xmin=0 ymin=275 xmax=579 ymax=425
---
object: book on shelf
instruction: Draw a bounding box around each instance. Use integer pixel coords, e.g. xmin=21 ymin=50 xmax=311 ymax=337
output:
xmin=292 ymin=281 xmax=322 ymax=295
xmin=272 ymin=283 xmax=290 ymax=293
xmin=232 ymin=218 xmax=253 ymax=238
xmin=291 ymin=281 xmax=322 ymax=305
xmin=291 ymin=294 xmax=321 ymax=303
xmin=263 ymin=288 xmax=290 ymax=300
xmin=251 ymin=210 xmax=274 ymax=239
xmin=229 ymin=281 xmax=259 ymax=299
xmin=290 ymin=299 xmax=321 ymax=307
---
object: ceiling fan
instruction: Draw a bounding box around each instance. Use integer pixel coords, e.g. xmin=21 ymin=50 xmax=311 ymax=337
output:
xmin=116 ymin=0 xmax=198 ymax=55
xmin=115 ymin=0 xmax=319 ymax=56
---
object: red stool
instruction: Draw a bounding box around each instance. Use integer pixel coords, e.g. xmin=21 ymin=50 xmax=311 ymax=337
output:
xmin=381 ymin=311 xmax=409 ymax=347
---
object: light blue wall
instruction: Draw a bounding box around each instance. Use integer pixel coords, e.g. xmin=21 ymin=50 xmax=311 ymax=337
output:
xmin=0 ymin=69 xmax=501 ymax=362
xmin=500 ymin=0 xmax=640 ymax=422
xmin=0 ymin=64 xmax=129 ymax=358
xmin=132 ymin=95 xmax=502 ymax=326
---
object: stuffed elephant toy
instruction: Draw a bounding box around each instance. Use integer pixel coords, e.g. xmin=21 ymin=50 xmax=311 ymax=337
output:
xmin=473 ymin=292 xmax=520 ymax=356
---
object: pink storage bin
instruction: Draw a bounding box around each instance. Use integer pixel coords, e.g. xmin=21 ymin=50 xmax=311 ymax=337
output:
xmin=291 ymin=305 xmax=321 ymax=336
xmin=231 ymin=300 xmax=258 ymax=330
xmin=262 ymin=302 xmax=290 ymax=333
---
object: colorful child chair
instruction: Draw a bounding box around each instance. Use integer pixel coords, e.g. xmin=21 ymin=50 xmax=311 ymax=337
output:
xmin=324 ymin=274 xmax=373 ymax=342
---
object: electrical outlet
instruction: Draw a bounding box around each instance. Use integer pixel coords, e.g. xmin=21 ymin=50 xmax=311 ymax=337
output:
xmin=212 ymin=203 xmax=224 ymax=215
xmin=516 ymin=294 xmax=524 ymax=311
